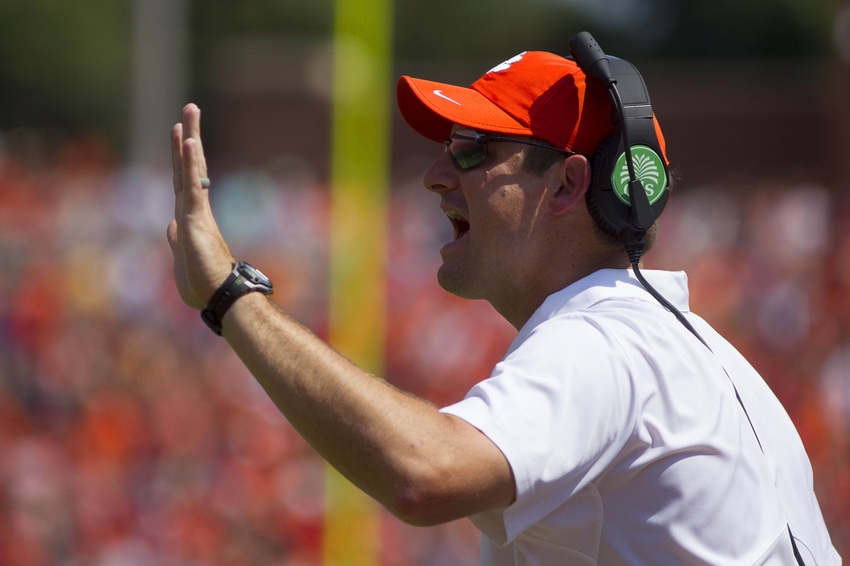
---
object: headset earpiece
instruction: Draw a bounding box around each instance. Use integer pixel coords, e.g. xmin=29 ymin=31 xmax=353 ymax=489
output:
xmin=586 ymin=134 xmax=621 ymax=237
xmin=570 ymin=47 xmax=671 ymax=238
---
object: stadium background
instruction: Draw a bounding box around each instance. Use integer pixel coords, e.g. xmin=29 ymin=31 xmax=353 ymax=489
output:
xmin=1 ymin=0 xmax=850 ymax=564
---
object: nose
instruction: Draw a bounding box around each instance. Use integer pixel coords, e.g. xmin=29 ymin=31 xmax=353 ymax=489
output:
xmin=422 ymin=148 xmax=458 ymax=194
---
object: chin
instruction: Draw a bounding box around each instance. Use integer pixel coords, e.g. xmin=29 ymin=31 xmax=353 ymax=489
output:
xmin=436 ymin=262 xmax=482 ymax=300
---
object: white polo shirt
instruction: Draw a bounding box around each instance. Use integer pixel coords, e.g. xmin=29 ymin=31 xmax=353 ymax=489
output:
xmin=441 ymin=269 xmax=840 ymax=566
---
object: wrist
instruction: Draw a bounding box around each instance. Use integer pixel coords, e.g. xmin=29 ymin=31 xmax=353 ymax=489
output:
xmin=206 ymin=263 xmax=236 ymax=304
xmin=201 ymin=261 xmax=274 ymax=335
xmin=220 ymin=290 xmax=270 ymax=332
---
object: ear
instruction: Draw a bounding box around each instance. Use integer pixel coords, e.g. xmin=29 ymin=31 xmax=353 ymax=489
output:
xmin=549 ymin=155 xmax=591 ymax=216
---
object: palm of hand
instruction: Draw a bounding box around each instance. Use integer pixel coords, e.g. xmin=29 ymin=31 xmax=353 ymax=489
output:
xmin=167 ymin=104 xmax=236 ymax=311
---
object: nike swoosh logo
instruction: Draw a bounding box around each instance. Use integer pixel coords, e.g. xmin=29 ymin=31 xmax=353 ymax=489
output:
xmin=433 ymin=90 xmax=461 ymax=106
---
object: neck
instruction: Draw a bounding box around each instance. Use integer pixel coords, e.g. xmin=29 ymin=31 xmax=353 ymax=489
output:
xmin=492 ymin=242 xmax=628 ymax=330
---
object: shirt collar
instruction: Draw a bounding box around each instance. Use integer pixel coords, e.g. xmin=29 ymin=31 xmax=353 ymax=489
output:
xmin=514 ymin=269 xmax=691 ymax=346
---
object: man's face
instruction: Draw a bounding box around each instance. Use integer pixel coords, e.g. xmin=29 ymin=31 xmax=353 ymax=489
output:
xmin=423 ymin=126 xmax=551 ymax=303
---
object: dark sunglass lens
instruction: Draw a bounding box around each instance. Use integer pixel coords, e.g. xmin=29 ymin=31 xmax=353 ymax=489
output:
xmin=452 ymin=148 xmax=486 ymax=169
xmin=448 ymin=133 xmax=486 ymax=169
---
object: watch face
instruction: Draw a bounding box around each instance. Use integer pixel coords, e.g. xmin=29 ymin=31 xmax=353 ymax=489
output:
xmin=240 ymin=263 xmax=272 ymax=286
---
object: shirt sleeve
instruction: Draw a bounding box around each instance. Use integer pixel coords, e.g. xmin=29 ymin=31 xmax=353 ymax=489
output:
xmin=440 ymin=313 xmax=639 ymax=545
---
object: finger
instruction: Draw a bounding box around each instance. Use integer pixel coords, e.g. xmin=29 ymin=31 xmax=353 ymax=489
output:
xmin=181 ymin=138 xmax=205 ymax=215
xmin=181 ymin=104 xmax=208 ymax=177
xmin=172 ymin=124 xmax=185 ymax=219
xmin=171 ymin=123 xmax=183 ymax=196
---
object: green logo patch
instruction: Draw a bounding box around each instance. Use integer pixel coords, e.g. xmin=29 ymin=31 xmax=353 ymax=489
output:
xmin=611 ymin=145 xmax=667 ymax=206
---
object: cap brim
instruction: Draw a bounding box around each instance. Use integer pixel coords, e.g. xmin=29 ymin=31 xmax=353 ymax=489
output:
xmin=397 ymin=76 xmax=531 ymax=144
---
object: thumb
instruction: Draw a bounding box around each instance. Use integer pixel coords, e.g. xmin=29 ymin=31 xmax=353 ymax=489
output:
xmin=166 ymin=219 xmax=179 ymax=254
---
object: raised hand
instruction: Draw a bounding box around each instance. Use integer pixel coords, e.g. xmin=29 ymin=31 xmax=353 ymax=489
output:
xmin=167 ymin=104 xmax=236 ymax=311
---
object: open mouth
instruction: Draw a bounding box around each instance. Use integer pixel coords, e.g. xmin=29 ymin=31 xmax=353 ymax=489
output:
xmin=444 ymin=210 xmax=470 ymax=240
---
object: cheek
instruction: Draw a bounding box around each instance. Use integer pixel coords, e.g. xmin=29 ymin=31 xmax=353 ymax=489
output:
xmin=486 ymin=187 xmax=529 ymax=233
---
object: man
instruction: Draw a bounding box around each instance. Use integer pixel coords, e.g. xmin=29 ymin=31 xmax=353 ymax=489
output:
xmin=168 ymin=49 xmax=840 ymax=564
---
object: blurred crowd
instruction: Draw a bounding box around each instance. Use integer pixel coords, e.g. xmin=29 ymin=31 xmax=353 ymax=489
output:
xmin=0 ymin=134 xmax=847 ymax=564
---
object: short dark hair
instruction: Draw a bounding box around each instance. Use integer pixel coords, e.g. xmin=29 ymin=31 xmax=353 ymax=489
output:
xmin=521 ymin=140 xmax=568 ymax=177
xmin=521 ymin=140 xmax=663 ymax=252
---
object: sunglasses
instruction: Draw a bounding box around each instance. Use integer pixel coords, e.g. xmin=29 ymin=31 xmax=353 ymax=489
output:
xmin=444 ymin=129 xmax=574 ymax=170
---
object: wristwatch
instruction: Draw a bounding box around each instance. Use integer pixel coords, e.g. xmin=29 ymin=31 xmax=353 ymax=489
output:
xmin=201 ymin=261 xmax=274 ymax=335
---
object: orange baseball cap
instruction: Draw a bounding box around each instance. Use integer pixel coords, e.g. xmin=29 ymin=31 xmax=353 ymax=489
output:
xmin=397 ymin=50 xmax=667 ymax=160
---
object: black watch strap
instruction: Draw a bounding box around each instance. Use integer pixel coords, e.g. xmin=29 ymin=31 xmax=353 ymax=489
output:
xmin=201 ymin=261 xmax=274 ymax=335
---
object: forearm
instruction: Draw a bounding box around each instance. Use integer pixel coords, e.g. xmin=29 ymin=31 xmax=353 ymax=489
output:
xmin=220 ymin=292 xmax=512 ymax=524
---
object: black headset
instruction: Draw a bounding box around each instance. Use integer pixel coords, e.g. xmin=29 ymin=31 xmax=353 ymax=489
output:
xmin=568 ymin=32 xmax=669 ymax=257
xmin=568 ymin=31 xmax=701 ymax=341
